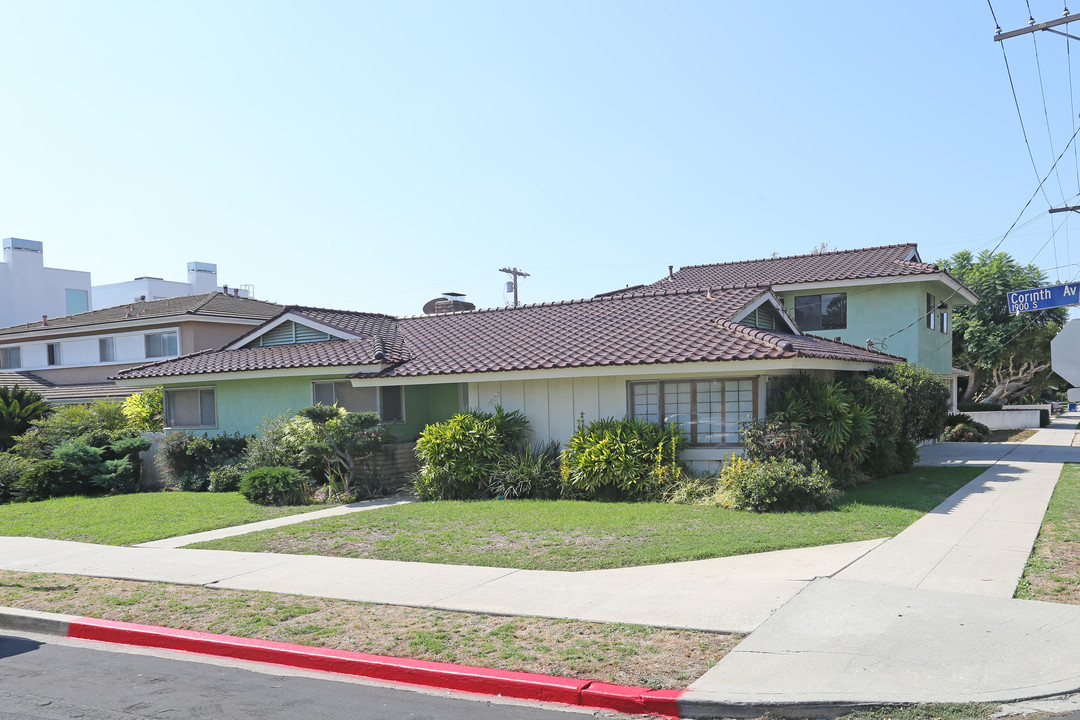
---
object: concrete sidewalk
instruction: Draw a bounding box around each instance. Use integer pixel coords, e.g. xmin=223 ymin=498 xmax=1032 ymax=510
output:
xmin=683 ymin=414 xmax=1080 ymax=716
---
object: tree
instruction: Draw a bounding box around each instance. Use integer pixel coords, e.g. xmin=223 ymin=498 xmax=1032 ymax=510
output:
xmin=938 ymin=250 xmax=1066 ymax=403
xmin=0 ymin=385 xmax=52 ymax=450
xmin=121 ymin=387 xmax=163 ymax=433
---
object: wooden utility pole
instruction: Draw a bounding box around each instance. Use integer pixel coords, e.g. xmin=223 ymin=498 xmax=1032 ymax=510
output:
xmin=499 ymin=267 xmax=530 ymax=307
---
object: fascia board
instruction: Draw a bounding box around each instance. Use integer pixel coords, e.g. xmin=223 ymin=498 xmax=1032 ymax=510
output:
xmin=115 ymin=364 xmax=385 ymax=387
xmin=349 ymin=358 xmax=892 ymax=387
xmin=772 ymin=273 xmax=979 ymax=305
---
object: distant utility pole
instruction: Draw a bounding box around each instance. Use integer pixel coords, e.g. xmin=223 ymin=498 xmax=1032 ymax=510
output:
xmin=499 ymin=267 xmax=530 ymax=308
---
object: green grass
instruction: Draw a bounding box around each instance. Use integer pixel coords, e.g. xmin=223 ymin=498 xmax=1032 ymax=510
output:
xmin=1015 ymin=463 xmax=1080 ymax=603
xmin=0 ymin=492 xmax=317 ymax=545
xmin=190 ymin=466 xmax=984 ymax=571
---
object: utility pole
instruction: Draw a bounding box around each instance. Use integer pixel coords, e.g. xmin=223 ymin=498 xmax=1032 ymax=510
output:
xmin=994 ymin=10 xmax=1080 ymax=42
xmin=499 ymin=267 xmax=530 ymax=308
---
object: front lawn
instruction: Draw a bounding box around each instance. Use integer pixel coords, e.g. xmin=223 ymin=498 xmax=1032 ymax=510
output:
xmin=190 ymin=466 xmax=984 ymax=570
xmin=0 ymin=492 xmax=316 ymax=546
xmin=1016 ymin=463 xmax=1080 ymax=602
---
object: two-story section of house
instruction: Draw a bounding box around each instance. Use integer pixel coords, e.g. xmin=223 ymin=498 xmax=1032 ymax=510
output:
xmin=603 ymin=244 xmax=978 ymax=406
xmin=0 ymin=292 xmax=282 ymax=404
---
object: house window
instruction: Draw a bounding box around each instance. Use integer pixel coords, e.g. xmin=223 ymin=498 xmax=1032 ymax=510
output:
xmin=65 ymin=288 xmax=89 ymax=315
xmin=164 ymin=387 xmax=216 ymax=429
xmin=628 ymin=378 xmax=756 ymax=446
xmin=794 ymin=293 xmax=846 ymax=331
xmin=47 ymin=343 xmax=61 ymax=366
xmin=99 ymin=338 xmax=115 ymax=363
xmin=312 ymin=381 xmax=404 ymax=422
xmin=0 ymin=346 xmax=20 ymax=369
xmin=145 ymin=331 xmax=178 ymax=358
xmin=926 ymin=294 xmax=936 ymax=330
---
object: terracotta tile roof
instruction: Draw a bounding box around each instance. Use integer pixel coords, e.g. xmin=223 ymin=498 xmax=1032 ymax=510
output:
xmin=600 ymin=244 xmax=948 ymax=296
xmin=114 ymin=287 xmax=901 ymax=382
xmin=114 ymin=339 xmax=384 ymax=380
xmin=0 ymin=292 xmax=283 ymax=337
xmin=0 ymin=371 xmax=136 ymax=403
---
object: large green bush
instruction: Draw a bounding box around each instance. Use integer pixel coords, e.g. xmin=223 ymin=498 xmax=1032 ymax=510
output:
xmin=874 ymin=364 xmax=950 ymax=444
xmin=296 ymin=405 xmax=394 ymax=493
xmin=240 ymin=466 xmax=309 ymax=506
xmin=12 ymin=400 xmax=128 ymax=460
xmin=841 ymin=375 xmax=910 ymax=478
xmin=767 ymin=375 xmax=873 ymax=485
xmin=717 ymin=455 xmax=838 ymax=512
xmin=0 ymin=452 xmax=31 ymax=504
xmin=560 ymin=417 xmax=685 ymax=501
xmin=0 ymin=385 xmax=51 ymax=451
xmin=156 ymin=431 xmax=248 ymax=491
xmin=740 ymin=416 xmax=816 ymax=463
xmin=413 ymin=407 xmax=531 ymax=500
xmin=15 ymin=459 xmax=83 ymax=502
xmin=489 ymin=440 xmax=563 ymax=499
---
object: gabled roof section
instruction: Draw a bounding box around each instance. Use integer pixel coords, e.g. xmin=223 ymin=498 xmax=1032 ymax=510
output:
xmin=370 ymin=286 xmax=900 ymax=378
xmin=0 ymin=292 xmax=283 ymax=338
xmin=226 ymin=306 xmax=407 ymax=358
xmin=601 ymin=244 xmax=976 ymax=302
xmin=114 ymin=287 xmax=903 ymax=384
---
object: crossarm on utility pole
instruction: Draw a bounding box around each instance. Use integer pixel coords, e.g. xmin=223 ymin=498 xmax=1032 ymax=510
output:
xmin=995 ymin=13 xmax=1080 ymax=41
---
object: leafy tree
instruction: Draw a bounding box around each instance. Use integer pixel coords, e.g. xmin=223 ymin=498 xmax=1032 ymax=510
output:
xmin=938 ymin=250 xmax=1067 ymax=404
xmin=296 ymin=405 xmax=393 ymax=494
xmin=0 ymin=385 xmax=52 ymax=450
xmin=121 ymin=387 xmax=163 ymax=433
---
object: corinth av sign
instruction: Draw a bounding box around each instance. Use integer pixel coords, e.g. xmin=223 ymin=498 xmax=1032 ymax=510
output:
xmin=1007 ymin=283 xmax=1080 ymax=314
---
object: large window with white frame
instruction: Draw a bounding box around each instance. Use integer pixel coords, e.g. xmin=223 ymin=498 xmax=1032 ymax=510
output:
xmin=164 ymin=387 xmax=216 ymax=429
xmin=628 ymin=378 xmax=756 ymax=446
xmin=311 ymin=381 xmax=404 ymax=423
xmin=145 ymin=331 xmax=178 ymax=359
xmin=0 ymin=346 xmax=20 ymax=369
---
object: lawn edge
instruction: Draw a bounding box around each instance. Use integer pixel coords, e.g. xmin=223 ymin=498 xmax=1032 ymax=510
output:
xmin=0 ymin=606 xmax=682 ymax=718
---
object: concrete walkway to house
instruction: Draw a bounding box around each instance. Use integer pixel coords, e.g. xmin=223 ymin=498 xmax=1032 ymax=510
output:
xmin=1 ymin=414 xmax=1079 ymax=716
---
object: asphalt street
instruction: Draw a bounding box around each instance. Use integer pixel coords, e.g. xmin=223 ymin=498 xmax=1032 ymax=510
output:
xmin=0 ymin=631 xmax=610 ymax=720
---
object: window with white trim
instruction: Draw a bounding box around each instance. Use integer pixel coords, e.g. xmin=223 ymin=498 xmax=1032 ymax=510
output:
xmin=164 ymin=387 xmax=216 ymax=429
xmin=311 ymin=381 xmax=404 ymax=423
xmin=99 ymin=337 xmax=115 ymax=363
xmin=628 ymin=378 xmax=756 ymax=446
xmin=47 ymin=343 xmax=61 ymax=366
xmin=0 ymin=346 xmax=20 ymax=369
xmin=145 ymin=331 xmax=178 ymax=358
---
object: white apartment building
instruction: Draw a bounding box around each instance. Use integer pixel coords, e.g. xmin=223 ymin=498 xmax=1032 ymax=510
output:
xmin=0 ymin=238 xmax=92 ymax=328
xmin=92 ymin=261 xmax=251 ymax=309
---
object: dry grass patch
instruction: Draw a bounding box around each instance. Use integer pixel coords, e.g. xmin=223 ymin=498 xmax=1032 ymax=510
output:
xmin=1016 ymin=463 xmax=1080 ymax=603
xmin=985 ymin=429 xmax=1038 ymax=443
xmin=0 ymin=569 xmax=736 ymax=689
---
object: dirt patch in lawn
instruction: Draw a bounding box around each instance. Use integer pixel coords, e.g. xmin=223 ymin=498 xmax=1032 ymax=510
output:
xmin=0 ymin=569 xmax=737 ymax=689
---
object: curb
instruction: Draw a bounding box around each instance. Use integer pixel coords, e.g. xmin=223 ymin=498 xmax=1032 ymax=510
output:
xmin=0 ymin=607 xmax=682 ymax=718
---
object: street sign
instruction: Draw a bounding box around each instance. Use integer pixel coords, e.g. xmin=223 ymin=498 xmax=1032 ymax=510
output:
xmin=1007 ymin=282 xmax=1080 ymax=314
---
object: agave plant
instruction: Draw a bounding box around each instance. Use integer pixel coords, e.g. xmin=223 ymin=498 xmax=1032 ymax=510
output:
xmin=0 ymin=384 xmax=52 ymax=449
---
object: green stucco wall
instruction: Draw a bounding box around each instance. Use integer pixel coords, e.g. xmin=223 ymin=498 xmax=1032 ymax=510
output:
xmin=775 ymin=280 xmax=956 ymax=375
xmin=164 ymin=376 xmax=464 ymax=438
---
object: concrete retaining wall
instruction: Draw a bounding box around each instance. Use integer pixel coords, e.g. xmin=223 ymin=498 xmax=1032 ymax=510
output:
xmin=966 ymin=409 xmax=1042 ymax=430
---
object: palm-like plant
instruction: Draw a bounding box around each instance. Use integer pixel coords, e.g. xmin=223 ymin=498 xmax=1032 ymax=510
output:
xmin=0 ymin=385 xmax=52 ymax=450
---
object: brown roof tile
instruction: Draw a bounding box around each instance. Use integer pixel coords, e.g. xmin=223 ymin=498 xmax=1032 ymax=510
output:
xmin=0 ymin=371 xmax=136 ymax=403
xmin=114 ymin=287 xmax=902 ymax=383
xmin=601 ymin=244 xmax=947 ymax=295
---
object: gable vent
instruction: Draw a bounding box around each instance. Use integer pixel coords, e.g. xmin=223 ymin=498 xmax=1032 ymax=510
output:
xmin=742 ymin=305 xmax=781 ymax=330
xmin=248 ymin=320 xmax=332 ymax=347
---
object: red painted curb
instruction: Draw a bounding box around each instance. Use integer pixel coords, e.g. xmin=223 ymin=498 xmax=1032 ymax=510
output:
xmin=67 ymin=617 xmax=685 ymax=716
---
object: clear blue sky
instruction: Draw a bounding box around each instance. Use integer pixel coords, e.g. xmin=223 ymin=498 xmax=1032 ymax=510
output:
xmin=2 ymin=1 xmax=1078 ymax=316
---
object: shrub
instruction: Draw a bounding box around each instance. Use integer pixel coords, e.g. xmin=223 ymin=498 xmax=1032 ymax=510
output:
xmin=15 ymin=459 xmax=83 ymax=502
xmin=1040 ymin=408 xmax=1050 ymax=428
xmin=413 ymin=407 xmax=532 ymax=500
xmin=489 ymin=441 xmax=563 ymax=499
xmin=243 ymin=412 xmax=321 ymax=479
xmin=945 ymin=413 xmax=989 ymax=437
xmin=296 ymin=405 xmax=394 ymax=493
xmin=0 ymin=452 xmax=31 ymax=504
xmin=740 ymin=416 xmax=816 ymax=462
xmin=240 ymin=466 xmax=309 ymax=505
xmin=874 ymin=363 xmax=950 ymax=446
xmin=560 ymin=416 xmax=686 ymax=501
xmin=663 ymin=474 xmax=722 ymax=505
xmin=939 ymin=424 xmax=987 ymax=442
xmin=841 ymin=375 xmax=911 ymax=478
xmin=12 ymin=400 xmax=128 ymax=460
xmin=208 ymin=464 xmax=246 ymax=493
xmin=0 ymin=385 xmax=51 ymax=451
xmin=768 ymin=375 xmax=873 ymax=485
xmin=156 ymin=431 xmax=248 ymax=490
xmin=716 ymin=455 xmax=838 ymax=512
xmin=121 ymin=387 xmax=163 ymax=433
